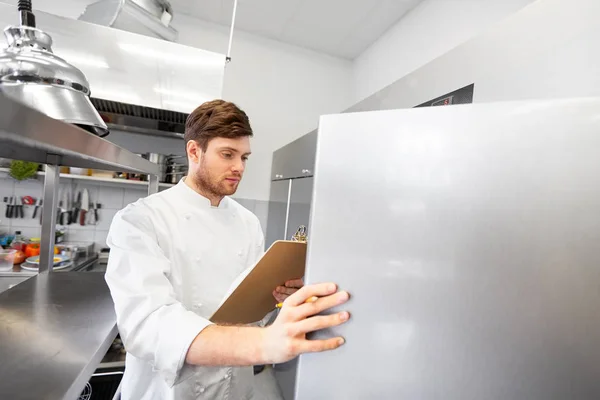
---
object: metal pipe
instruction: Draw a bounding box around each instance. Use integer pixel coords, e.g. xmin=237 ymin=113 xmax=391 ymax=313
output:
xmin=226 ymin=0 xmax=238 ymax=63
xmin=39 ymin=159 xmax=60 ymax=272
xmin=283 ymin=179 xmax=292 ymax=240
xmin=17 ymin=0 xmax=36 ymax=27
xmin=148 ymin=174 xmax=159 ymax=195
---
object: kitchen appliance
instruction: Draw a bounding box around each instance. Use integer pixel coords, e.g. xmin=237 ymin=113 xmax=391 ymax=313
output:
xmin=0 ymin=1 xmax=108 ymax=136
xmin=295 ymin=97 xmax=600 ymax=399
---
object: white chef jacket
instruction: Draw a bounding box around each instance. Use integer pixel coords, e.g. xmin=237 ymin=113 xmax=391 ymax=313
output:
xmin=105 ymin=180 xmax=270 ymax=400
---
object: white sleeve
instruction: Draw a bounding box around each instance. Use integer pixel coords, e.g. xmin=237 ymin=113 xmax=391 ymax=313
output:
xmin=105 ymin=204 xmax=212 ymax=387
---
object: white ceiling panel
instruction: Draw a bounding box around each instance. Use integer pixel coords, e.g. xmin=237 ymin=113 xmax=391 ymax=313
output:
xmin=171 ymin=0 xmax=426 ymax=59
xmin=230 ymin=0 xmax=300 ymax=37
xmin=288 ymin=0 xmax=377 ymax=31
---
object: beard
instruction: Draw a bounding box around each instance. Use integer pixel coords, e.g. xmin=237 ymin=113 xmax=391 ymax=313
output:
xmin=191 ymin=157 xmax=240 ymax=198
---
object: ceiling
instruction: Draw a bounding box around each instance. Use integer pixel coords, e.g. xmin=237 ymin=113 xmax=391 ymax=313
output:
xmin=171 ymin=0 xmax=425 ymax=59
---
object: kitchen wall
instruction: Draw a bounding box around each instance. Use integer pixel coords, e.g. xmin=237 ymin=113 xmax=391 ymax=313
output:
xmin=352 ymin=0 xmax=537 ymax=103
xmin=172 ymin=15 xmax=354 ymax=202
xmin=0 ymin=172 xmax=145 ymax=251
xmin=0 ymin=170 xmax=269 ymax=251
xmin=347 ymin=0 xmax=600 ymax=112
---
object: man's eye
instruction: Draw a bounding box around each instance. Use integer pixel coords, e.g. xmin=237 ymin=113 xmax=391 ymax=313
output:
xmin=242 ymin=156 xmax=249 ymax=162
xmin=222 ymin=153 xmax=232 ymax=158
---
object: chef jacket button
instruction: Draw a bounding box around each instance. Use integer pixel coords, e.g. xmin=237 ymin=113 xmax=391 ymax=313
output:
xmin=199 ymin=386 xmax=205 ymax=393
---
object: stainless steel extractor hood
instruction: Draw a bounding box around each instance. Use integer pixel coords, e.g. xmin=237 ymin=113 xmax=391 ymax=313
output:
xmin=79 ymin=0 xmax=178 ymax=42
xmin=0 ymin=1 xmax=109 ymax=137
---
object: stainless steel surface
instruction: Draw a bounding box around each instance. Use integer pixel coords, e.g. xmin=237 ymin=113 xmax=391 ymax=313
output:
xmin=0 ymin=253 xmax=99 ymax=277
xmin=297 ymin=98 xmax=600 ymax=399
xmin=286 ymin=177 xmax=313 ymax=242
xmin=0 ymin=3 xmax=224 ymax=112
xmin=0 ymin=272 xmax=118 ymax=400
xmin=0 ymin=93 xmax=160 ymax=174
xmin=272 ymin=177 xmax=313 ymax=400
xmin=0 ymin=275 xmax=30 ymax=293
xmin=271 ymin=130 xmax=317 ymax=180
xmin=105 ymin=122 xmax=185 ymax=140
xmin=0 ymin=23 xmax=108 ymax=136
xmin=266 ymin=180 xmax=291 ymax=248
xmin=79 ymin=0 xmax=178 ymax=41
xmin=284 ymin=179 xmax=292 ymax=241
xmin=148 ymin=173 xmax=159 ymax=195
xmin=40 ymin=161 xmax=59 ymax=273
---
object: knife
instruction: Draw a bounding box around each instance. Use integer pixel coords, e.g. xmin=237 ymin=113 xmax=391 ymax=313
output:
xmin=79 ymin=189 xmax=89 ymax=226
xmin=71 ymin=190 xmax=81 ymax=224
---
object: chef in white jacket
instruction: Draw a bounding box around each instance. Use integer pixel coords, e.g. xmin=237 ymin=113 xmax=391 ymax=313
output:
xmin=105 ymin=99 xmax=350 ymax=400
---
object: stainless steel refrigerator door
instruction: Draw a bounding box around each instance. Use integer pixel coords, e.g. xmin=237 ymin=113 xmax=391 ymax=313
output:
xmin=273 ymin=176 xmax=314 ymax=400
xmin=296 ymin=98 xmax=600 ymax=400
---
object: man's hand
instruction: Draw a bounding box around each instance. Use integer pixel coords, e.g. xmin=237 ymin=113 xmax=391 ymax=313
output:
xmin=273 ymin=278 xmax=304 ymax=303
xmin=261 ymin=282 xmax=350 ymax=364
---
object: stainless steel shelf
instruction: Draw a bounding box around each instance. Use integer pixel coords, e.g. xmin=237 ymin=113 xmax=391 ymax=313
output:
xmin=0 ymin=93 xmax=160 ymax=174
xmin=0 ymin=92 xmax=161 ymax=272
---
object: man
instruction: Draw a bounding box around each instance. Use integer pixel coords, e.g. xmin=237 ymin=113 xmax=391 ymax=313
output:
xmin=105 ymin=100 xmax=350 ymax=399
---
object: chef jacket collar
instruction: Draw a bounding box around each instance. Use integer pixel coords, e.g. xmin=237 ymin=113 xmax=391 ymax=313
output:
xmin=176 ymin=177 xmax=230 ymax=209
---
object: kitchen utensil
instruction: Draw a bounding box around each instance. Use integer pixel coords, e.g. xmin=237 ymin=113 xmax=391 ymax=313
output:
xmin=20 ymin=260 xmax=73 ymax=271
xmin=32 ymin=198 xmax=42 ymax=219
xmin=58 ymin=189 xmax=70 ymax=225
xmin=86 ymin=202 xmax=100 ymax=225
xmin=15 ymin=197 xmax=24 ymax=218
xmin=0 ymin=249 xmax=16 ymax=271
xmin=94 ymin=203 xmax=101 ymax=224
xmin=59 ymin=242 xmax=94 ymax=260
xmin=4 ymin=196 xmax=14 ymax=219
xmin=71 ymin=190 xmax=82 ymax=224
xmin=80 ymin=189 xmax=89 ymax=226
xmin=25 ymin=254 xmax=69 ymax=265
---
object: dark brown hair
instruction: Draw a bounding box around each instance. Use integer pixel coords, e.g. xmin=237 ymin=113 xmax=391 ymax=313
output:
xmin=184 ymin=99 xmax=253 ymax=151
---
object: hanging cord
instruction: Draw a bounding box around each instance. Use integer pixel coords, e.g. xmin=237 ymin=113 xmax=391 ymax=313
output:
xmin=225 ymin=0 xmax=238 ymax=64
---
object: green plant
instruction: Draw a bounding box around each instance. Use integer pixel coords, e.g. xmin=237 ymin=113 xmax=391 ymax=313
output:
xmin=9 ymin=160 xmax=39 ymax=181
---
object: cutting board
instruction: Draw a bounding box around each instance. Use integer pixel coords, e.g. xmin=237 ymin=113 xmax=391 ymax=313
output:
xmin=210 ymin=240 xmax=307 ymax=325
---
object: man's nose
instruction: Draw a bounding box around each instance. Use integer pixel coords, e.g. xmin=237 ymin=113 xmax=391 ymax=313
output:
xmin=232 ymin=158 xmax=245 ymax=173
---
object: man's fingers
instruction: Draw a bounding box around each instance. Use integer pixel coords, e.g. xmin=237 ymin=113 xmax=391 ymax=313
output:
xmin=290 ymin=312 xmax=350 ymax=335
xmin=285 ymin=278 xmax=304 ymax=288
xmin=285 ymin=283 xmax=338 ymax=306
xmin=293 ymin=291 xmax=349 ymax=319
xmin=276 ymin=286 xmax=297 ymax=296
xmin=294 ymin=337 xmax=346 ymax=355
xmin=273 ymin=291 xmax=287 ymax=303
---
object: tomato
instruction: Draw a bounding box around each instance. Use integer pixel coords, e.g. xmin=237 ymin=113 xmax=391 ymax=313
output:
xmin=25 ymin=243 xmax=40 ymax=258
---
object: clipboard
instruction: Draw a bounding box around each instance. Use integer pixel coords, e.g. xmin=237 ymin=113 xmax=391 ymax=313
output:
xmin=210 ymin=240 xmax=307 ymax=325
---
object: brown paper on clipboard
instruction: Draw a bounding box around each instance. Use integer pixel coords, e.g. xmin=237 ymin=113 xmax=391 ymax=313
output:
xmin=210 ymin=240 xmax=307 ymax=325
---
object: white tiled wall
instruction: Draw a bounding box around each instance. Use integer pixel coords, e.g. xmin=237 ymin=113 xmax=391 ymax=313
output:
xmin=0 ymin=174 xmax=269 ymax=251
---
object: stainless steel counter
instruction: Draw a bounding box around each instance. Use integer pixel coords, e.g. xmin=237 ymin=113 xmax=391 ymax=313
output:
xmin=0 ymin=272 xmax=118 ymax=400
xmin=0 ymin=253 xmax=99 ymax=278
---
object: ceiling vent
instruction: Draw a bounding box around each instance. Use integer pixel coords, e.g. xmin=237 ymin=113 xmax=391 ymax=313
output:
xmin=91 ymin=97 xmax=188 ymax=139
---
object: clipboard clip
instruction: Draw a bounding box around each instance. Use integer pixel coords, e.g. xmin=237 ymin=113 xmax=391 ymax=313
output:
xmin=291 ymin=225 xmax=308 ymax=243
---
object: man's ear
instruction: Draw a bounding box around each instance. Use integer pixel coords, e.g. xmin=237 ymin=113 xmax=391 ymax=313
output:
xmin=187 ymin=140 xmax=201 ymax=164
